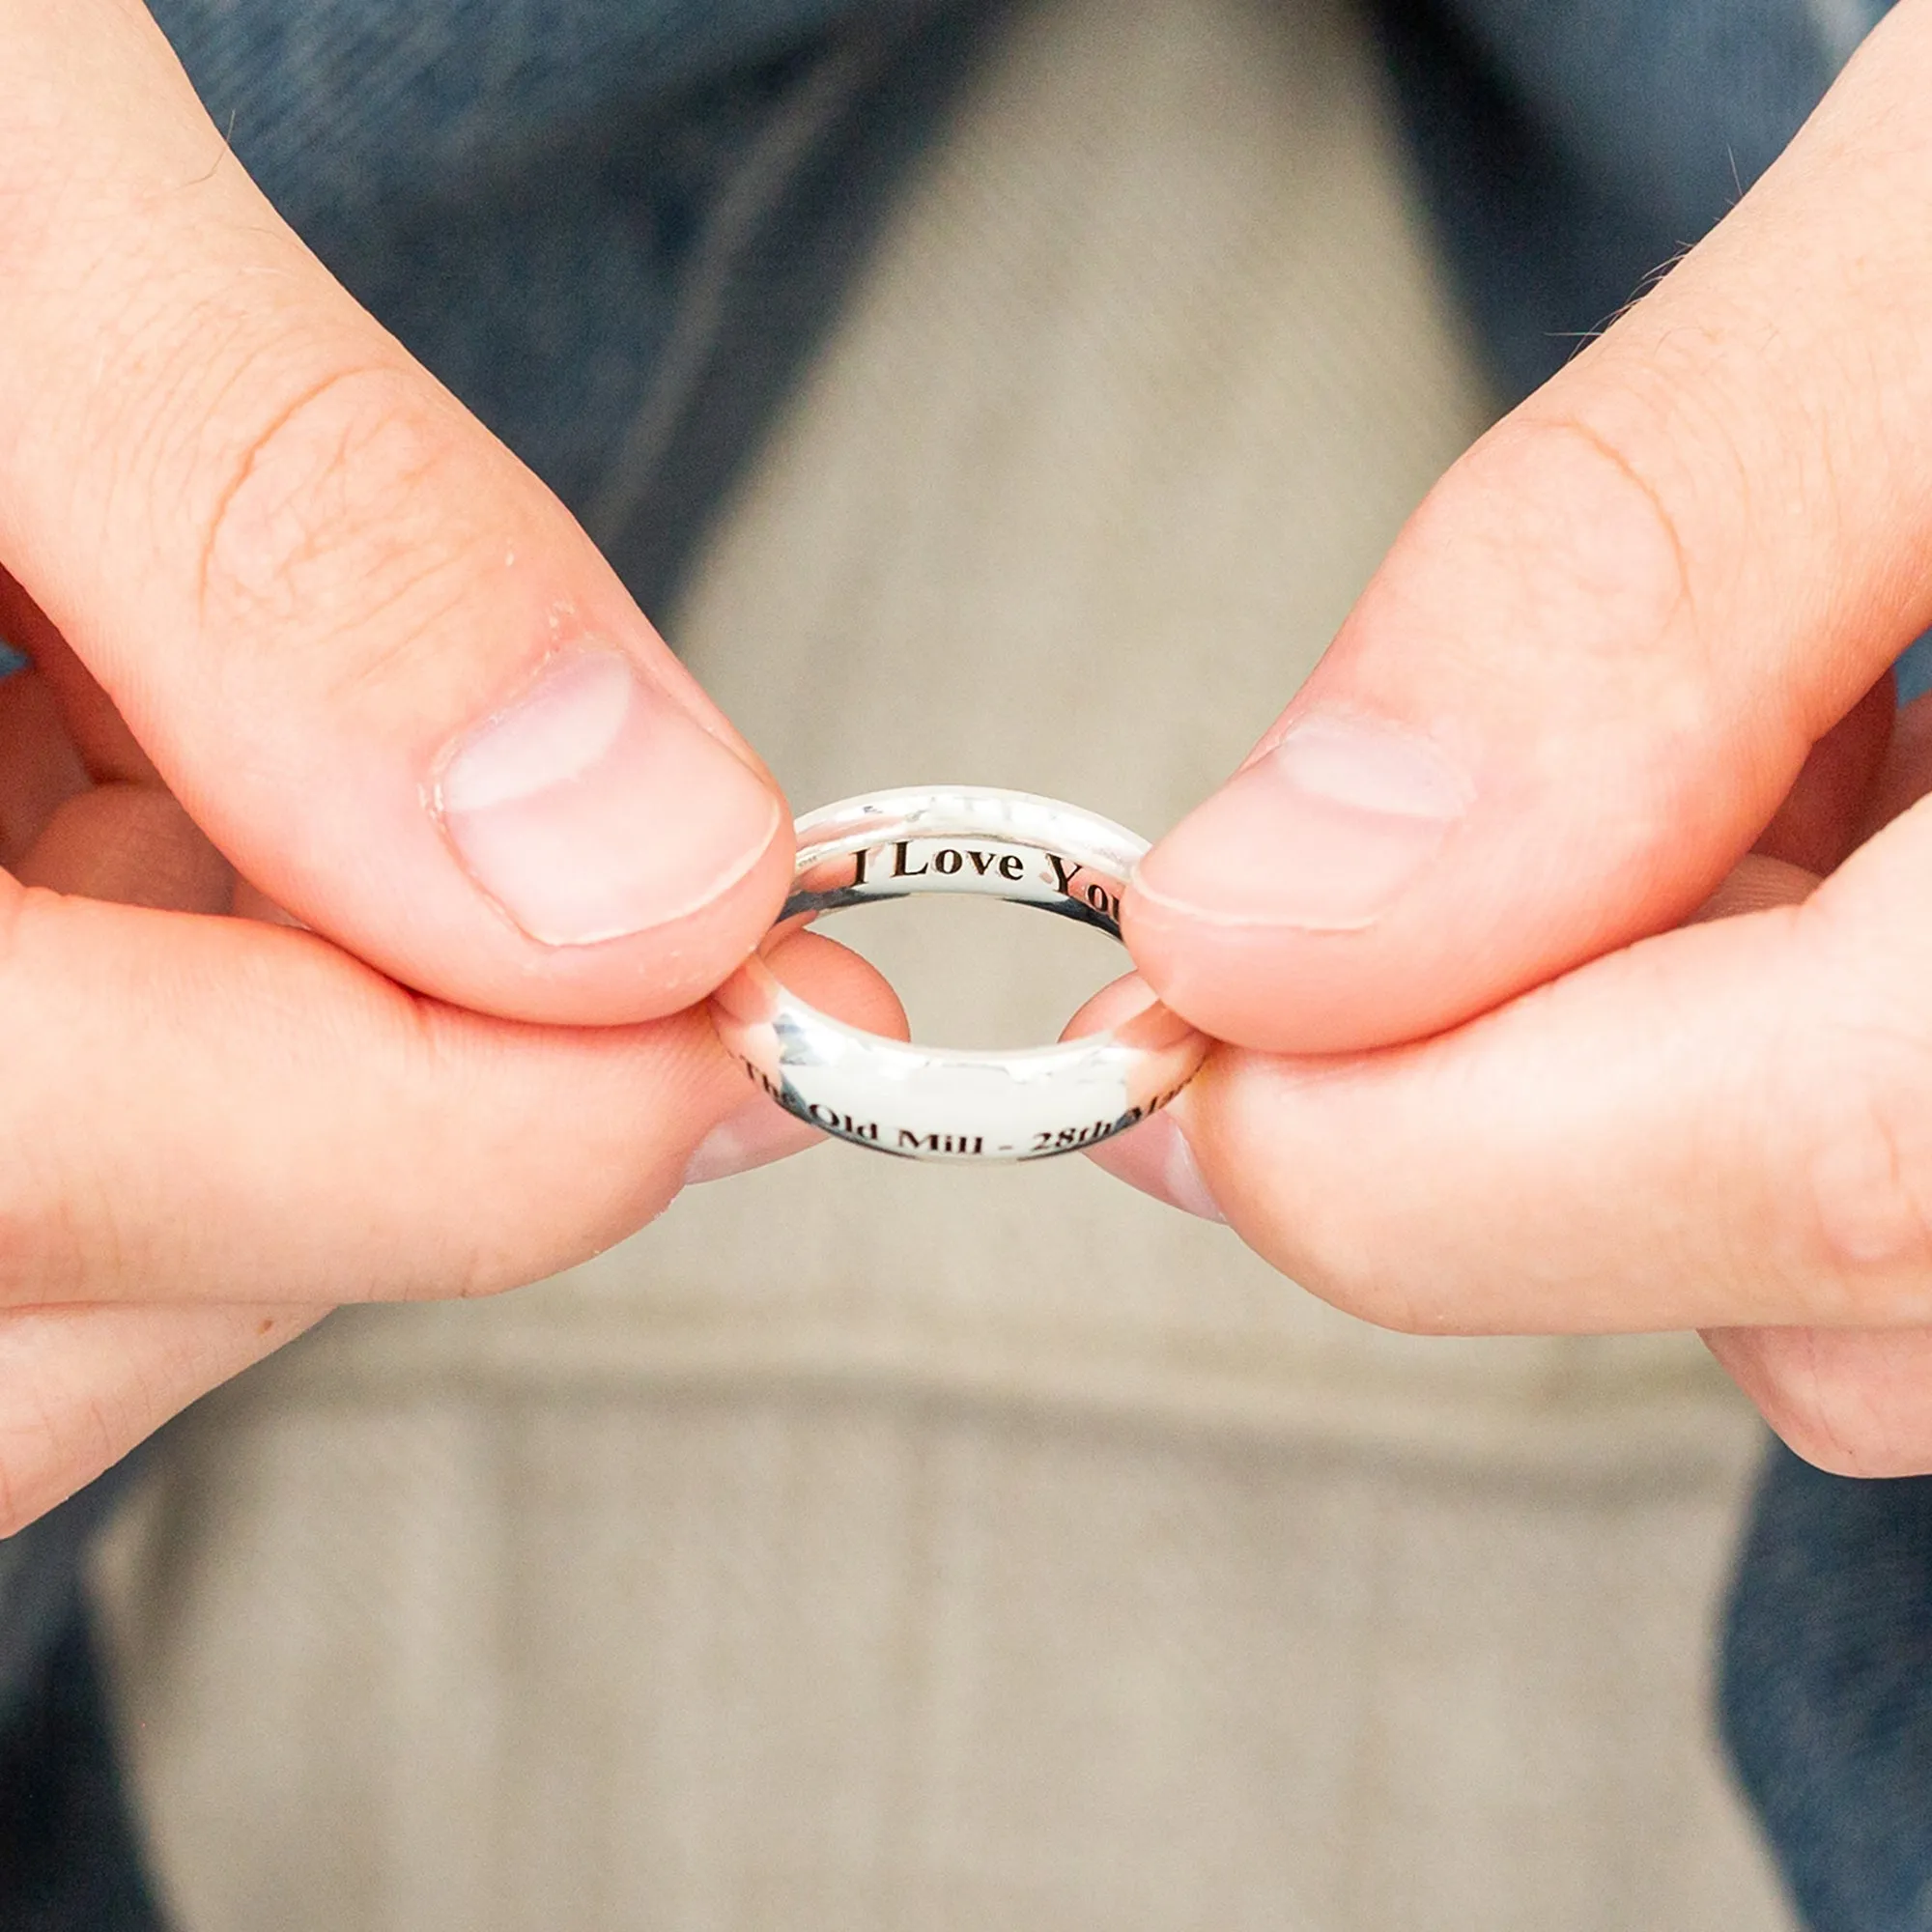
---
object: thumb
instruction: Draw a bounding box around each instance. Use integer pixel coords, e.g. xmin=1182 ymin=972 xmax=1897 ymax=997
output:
xmin=1127 ymin=3 xmax=1932 ymax=1053
xmin=1 ymin=1 xmax=787 ymax=1024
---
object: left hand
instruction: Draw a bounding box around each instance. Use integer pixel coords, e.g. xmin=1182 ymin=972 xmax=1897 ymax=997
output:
xmin=0 ymin=614 xmax=897 ymax=1538
xmin=1088 ymin=0 xmax=1932 ymax=1477
xmin=0 ymin=0 xmax=903 ymax=1534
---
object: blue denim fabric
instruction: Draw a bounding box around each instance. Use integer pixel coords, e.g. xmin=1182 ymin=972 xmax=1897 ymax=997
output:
xmin=0 ymin=1445 xmax=168 ymax=1926
xmin=1 ymin=2 xmax=1929 ymax=1925
xmin=1378 ymin=0 xmax=1889 ymax=401
xmin=1724 ymin=1445 xmax=1932 ymax=1932
xmin=154 ymin=0 xmax=972 ymax=609
xmin=1900 ymin=634 xmax=1932 ymax=704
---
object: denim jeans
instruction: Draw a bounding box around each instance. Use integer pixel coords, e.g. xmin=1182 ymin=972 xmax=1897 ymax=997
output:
xmin=0 ymin=1 xmax=1922 ymax=1925
xmin=1724 ymin=1445 xmax=1932 ymax=1932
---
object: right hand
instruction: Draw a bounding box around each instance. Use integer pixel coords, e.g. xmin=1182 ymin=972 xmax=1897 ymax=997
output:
xmin=1094 ymin=0 xmax=1932 ymax=1474
xmin=0 ymin=0 xmax=879 ymax=1533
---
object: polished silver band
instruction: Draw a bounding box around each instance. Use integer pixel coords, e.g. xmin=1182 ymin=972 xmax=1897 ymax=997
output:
xmin=709 ymin=785 xmax=1209 ymax=1163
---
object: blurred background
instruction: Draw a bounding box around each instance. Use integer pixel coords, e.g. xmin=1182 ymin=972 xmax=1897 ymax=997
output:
xmin=92 ymin=0 xmax=1799 ymax=1923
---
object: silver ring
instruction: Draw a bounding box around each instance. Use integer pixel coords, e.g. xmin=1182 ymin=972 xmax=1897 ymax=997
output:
xmin=709 ymin=785 xmax=1210 ymax=1163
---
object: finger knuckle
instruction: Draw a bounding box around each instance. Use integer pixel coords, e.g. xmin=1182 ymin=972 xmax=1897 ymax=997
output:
xmin=1783 ymin=1017 xmax=1932 ymax=1315
xmin=1478 ymin=412 xmax=1700 ymax=667
xmin=194 ymin=361 xmax=491 ymax=696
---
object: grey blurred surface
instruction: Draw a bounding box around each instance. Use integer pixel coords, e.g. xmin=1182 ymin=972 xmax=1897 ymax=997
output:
xmin=94 ymin=0 xmax=1795 ymax=1923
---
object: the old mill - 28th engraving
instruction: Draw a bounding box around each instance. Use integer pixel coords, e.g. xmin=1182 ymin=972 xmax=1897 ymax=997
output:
xmin=738 ymin=1052 xmax=1191 ymax=1161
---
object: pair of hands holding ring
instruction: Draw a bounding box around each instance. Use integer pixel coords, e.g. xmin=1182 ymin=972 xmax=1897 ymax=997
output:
xmin=8 ymin=0 xmax=1932 ymax=1536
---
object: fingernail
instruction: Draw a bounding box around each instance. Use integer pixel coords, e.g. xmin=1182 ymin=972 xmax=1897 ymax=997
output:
xmin=435 ymin=650 xmax=780 ymax=947
xmin=682 ymin=1094 xmax=820 ymax=1186
xmin=1135 ymin=712 xmax=1469 ymax=930
xmin=1095 ymin=1111 xmax=1226 ymax=1223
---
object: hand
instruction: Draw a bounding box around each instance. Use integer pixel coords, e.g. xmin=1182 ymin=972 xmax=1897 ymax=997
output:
xmin=0 ymin=0 xmax=885 ymax=1533
xmin=1093 ymin=0 xmax=1932 ymax=1475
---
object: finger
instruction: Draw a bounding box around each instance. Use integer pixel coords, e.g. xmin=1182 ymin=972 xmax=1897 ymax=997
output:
xmin=1065 ymin=973 xmax=1227 ymax=1221
xmin=682 ymin=929 xmax=913 ymax=1183
xmin=0 ymin=1303 xmax=326 ymax=1538
xmin=0 ymin=885 xmax=902 ymax=1304
xmin=2 ymin=5 xmax=788 ymax=1025
xmin=1085 ymin=842 xmax=1820 ymax=1229
xmin=0 ymin=886 xmax=724 ymax=1304
xmin=1702 ymin=1326 xmax=1932 ymax=1479
xmin=1128 ymin=6 xmax=1932 ymax=1051
xmin=1696 ymin=819 xmax=1932 ymax=1482
xmin=0 ymin=921 xmax=900 ymax=1536
xmin=1179 ymin=805 xmax=1932 ymax=1334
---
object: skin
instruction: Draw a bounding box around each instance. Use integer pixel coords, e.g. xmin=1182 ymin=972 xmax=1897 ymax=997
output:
xmin=10 ymin=0 xmax=1932 ymax=1526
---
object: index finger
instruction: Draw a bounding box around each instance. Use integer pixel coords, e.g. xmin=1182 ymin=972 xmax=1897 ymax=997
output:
xmin=1180 ymin=801 xmax=1932 ymax=1335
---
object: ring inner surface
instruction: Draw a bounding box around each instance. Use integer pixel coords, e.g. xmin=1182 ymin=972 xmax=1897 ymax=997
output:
xmin=780 ymin=825 xmax=1133 ymax=942
xmin=710 ymin=793 xmax=1207 ymax=1162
